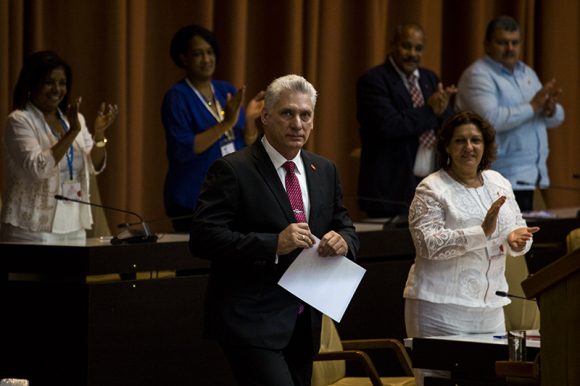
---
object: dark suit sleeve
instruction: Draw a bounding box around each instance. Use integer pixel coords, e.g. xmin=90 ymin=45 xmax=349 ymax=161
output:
xmin=329 ymin=164 xmax=359 ymax=261
xmin=189 ymin=157 xmax=279 ymax=265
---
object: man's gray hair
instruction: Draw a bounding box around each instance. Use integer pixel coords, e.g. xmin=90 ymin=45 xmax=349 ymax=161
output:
xmin=264 ymin=74 xmax=318 ymax=111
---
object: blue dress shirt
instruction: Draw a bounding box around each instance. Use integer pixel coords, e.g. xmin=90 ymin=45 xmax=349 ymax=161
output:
xmin=456 ymin=56 xmax=564 ymax=190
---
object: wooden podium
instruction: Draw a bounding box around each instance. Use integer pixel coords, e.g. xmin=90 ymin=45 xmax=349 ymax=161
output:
xmin=522 ymin=247 xmax=580 ymax=386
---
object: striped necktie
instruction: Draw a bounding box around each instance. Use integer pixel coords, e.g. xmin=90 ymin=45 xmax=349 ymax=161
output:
xmin=408 ymin=73 xmax=436 ymax=149
xmin=283 ymin=161 xmax=307 ymax=223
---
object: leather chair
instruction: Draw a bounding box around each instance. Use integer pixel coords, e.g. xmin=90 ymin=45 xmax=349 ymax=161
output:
xmin=504 ymin=254 xmax=540 ymax=331
xmin=312 ymin=315 xmax=415 ymax=386
xmin=566 ymin=228 xmax=580 ymax=253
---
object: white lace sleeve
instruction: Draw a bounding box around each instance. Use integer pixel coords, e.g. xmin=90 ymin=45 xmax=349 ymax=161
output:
xmin=5 ymin=112 xmax=57 ymax=179
xmin=409 ymin=186 xmax=487 ymax=261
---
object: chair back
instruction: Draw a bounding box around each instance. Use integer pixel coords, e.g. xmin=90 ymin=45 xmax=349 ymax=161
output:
xmin=567 ymin=228 xmax=580 ymax=253
xmin=504 ymin=255 xmax=540 ymax=330
xmin=311 ymin=315 xmax=346 ymax=386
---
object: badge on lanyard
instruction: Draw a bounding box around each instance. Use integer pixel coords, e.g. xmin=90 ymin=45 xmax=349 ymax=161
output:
xmin=62 ymin=180 xmax=82 ymax=200
xmin=220 ymin=140 xmax=236 ymax=156
xmin=187 ymin=79 xmax=238 ymax=155
xmin=50 ymin=113 xmax=81 ymax=201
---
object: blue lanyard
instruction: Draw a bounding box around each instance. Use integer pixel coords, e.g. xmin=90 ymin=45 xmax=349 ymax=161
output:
xmin=48 ymin=114 xmax=75 ymax=180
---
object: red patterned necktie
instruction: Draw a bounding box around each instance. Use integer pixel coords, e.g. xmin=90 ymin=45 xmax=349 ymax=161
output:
xmin=408 ymin=73 xmax=436 ymax=149
xmin=284 ymin=161 xmax=307 ymax=315
xmin=283 ymin=161 xmax=307 ymax=223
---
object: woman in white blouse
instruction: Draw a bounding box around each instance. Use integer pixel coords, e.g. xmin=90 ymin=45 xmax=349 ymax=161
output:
xmin=403 ymin=111 xmax=539 ymax=385
xmin=0 ymin=51 xmax=117 ymax=242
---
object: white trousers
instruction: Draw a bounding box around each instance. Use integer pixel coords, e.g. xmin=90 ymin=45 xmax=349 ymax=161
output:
xmin=0 ymin=223 xmax=86 ymax=243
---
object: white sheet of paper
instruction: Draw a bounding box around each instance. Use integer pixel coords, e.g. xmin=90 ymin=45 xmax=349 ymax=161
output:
xmin=278 ymin=237 xmax=366 ymax=322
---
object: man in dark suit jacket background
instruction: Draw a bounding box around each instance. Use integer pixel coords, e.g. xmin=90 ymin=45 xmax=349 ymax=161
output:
xmin=189 ymin=74 xmax=359 ymax=386
xmin=357 ymin=23 xmax=456 ymax=218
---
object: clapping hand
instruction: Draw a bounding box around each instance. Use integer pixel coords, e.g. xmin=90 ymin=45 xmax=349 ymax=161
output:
xmin=508 ymin=226 xmax=540 ymax=252
xmin=223 ymin=86 xmax=246 ymax=126
xmin=246 ymin=90 xmax=265 ymax=121
xmin=530 ymin=78 xmax=561 ymax=116
xmin=542 ymin=86 xmax=562 ymax=117
xmin=66 ymin=96 xmax=83 ymax=135
xmin=427 ymin=82 xmax=458 ymax=116
xmin=481 ymin=195 xmax=507 ymax=237
xmin=94 ymin=102 xmax=118 ymax=135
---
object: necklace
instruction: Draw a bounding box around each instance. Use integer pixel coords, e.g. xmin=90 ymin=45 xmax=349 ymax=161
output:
xmin=447 ymin=168 xmax=483 ymax=188
xmin=185 ymin=79 xmax=226 ymax=125
xmin=197 ymin=84 xmax=214 ymax=106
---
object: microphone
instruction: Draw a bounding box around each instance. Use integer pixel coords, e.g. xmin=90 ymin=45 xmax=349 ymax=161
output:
xmin=495 ymin=290 xmax=530 ymax=300
xmin=54 ymin=195 xmax=158 ymax=244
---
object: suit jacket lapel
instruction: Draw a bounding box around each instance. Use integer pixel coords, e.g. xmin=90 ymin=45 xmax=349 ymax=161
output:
xmin=418 ymin=69 xmax=434 ymax=99
xmin=302 ymin=151 xmax=322 ymax=231
xmin=385 ymin=60 xmax=413 ymax=109
xmin=250 ymin=141 xmax=296 ymax=224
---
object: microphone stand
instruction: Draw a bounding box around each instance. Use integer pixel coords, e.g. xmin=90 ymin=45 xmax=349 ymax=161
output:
xmin=495 ymin=291 xmax=532 ymax=300
xmin=54 ymin=195 xmax=158 ymax=244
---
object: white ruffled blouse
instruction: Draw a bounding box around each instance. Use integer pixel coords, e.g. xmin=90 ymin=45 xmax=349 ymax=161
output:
xmin=403 ymin=169 xmax=532 ymax=308
xmin=1 ymin=102 xmax=103 ymax=233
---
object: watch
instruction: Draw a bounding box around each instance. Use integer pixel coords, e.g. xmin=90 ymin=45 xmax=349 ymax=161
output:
xmin=95 ymin=137 xmax=108 ymax=148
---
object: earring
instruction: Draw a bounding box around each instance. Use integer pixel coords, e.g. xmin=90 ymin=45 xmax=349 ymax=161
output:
xmin=446 ymin=154 xmax=451 ymax=166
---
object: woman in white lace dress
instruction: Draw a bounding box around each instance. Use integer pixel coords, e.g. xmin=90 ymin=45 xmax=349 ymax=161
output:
xmin=403 ymin=111 xmax=540 ymax=385
xmin=0 ymin=51 xmax=117 ymax=242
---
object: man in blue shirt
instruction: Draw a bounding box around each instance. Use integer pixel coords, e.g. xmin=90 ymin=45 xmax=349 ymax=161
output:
xmin=456 ymin=15 xmax=565 ymax=211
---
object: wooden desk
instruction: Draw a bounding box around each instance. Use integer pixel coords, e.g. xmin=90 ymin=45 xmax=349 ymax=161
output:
xmin=0 ymin=230 xmax=414 ymax=386
xmin=0 ymin=216 xmax=574 ymax=386
xmin=406 ymin=333 xmax=540 ymax=386
xmin=0 ymin=235 xmax=229 ymax=386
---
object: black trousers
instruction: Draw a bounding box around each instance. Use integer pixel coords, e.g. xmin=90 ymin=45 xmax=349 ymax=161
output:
xmin=514 ymin=190 xmax=534 ymax=212
xmin=220 ymin=310 xmax=314 ymax=386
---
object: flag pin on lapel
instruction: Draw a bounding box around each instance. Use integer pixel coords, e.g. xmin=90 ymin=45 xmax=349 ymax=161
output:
xmin=310 ymin=163 xmax=316 ymax=171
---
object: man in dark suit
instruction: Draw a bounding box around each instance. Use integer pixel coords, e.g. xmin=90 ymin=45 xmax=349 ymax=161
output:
xmin=357 ymin=23 xmax=456 ymax=218
xmin=189 ymin=74 xmax=359 ymax=386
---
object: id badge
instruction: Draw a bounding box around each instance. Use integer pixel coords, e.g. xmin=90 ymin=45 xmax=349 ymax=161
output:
xmin=62 ymin=180 xmax=82 ymax=200
xmin=220 ymin=141 xmax=236 ymax=156
xmin=486 ymin=238 xmax=505 ymax=260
